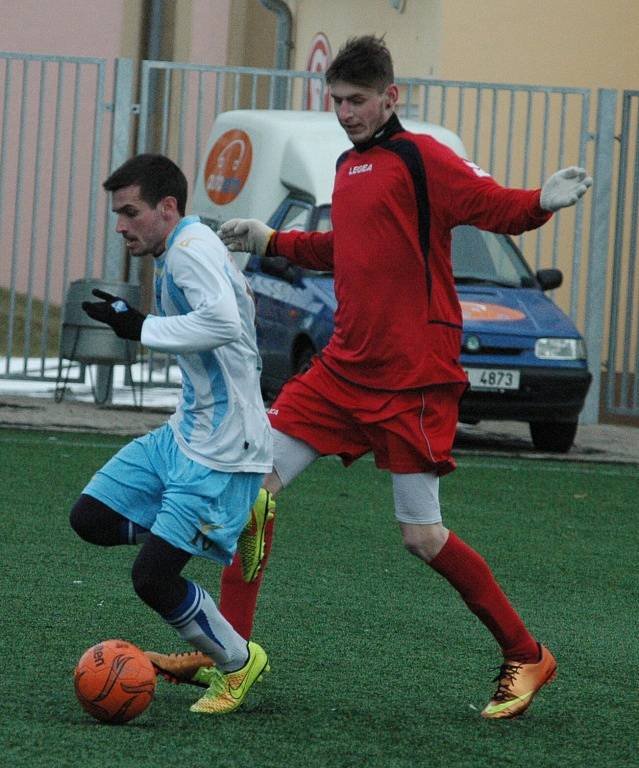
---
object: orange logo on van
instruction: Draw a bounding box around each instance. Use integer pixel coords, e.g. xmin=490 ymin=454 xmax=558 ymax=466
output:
xmin=460 ymin=301 xmax=526 ymax=321
xmin=204 ymin=129 xmax=252 ymax=205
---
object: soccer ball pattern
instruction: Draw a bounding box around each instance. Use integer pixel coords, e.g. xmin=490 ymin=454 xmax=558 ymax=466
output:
xmin=74 ymin=639 xmax=156 ymax=724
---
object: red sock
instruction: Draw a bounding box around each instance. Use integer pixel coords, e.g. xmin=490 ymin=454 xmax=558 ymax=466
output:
xmin=429 ymin=531 xmax=539 ymax=662
xmin=219 ymin=516 xmax=276 ymax=640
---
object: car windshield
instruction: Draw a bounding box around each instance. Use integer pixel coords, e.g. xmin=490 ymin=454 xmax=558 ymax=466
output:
xmin=451 ymin=225 xmax=536 ymax=288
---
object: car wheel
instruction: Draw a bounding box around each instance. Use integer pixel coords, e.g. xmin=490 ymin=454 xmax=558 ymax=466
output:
xmin=529 ymin=420 xmax=578 ymax=453
xmin=294 ymin=342 xmax=315 ymax=376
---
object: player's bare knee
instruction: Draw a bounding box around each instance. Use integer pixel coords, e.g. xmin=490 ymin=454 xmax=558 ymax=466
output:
xmin=402 ymin=535 xmax=433 ymax=561
xmin=401 ymin=524 xmax=448 ymax=563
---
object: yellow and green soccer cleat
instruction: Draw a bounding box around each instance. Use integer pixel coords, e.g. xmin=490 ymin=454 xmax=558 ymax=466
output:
xmin=481 ymin=644 xmax=557 ymax=719
xmin=145 ymin=650 xmax=215 ymax=688
xmin=190 ymin=641 xmax=270 ymax=714
xmin=238 ymin=488 xmax=275 ymax=582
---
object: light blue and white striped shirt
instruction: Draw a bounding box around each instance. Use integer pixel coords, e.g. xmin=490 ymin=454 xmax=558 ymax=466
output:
xmin=141 ymin=217 xmax=272 ymax=473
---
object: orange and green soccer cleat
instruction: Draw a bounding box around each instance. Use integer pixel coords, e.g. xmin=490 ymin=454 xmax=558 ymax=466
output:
xmin=238 ymin=488 xmax=275 ymax=582
xmin=145 ymin=650 xmax=215 ymax=688
xmin=190 ymin=641 xmax=270 ymax=714
xmin=481 ymin=644 xmax=557 ymax=719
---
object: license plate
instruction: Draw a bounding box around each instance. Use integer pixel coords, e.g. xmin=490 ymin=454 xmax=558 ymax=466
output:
xmin=463 ymin=367 xmax=520 ymax=391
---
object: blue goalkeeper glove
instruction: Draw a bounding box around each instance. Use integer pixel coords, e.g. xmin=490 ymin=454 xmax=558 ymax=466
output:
xmin=82 ymin=288 xmax=146 ymax=341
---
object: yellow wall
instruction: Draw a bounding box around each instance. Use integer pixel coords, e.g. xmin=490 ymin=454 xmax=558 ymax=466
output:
xmin=260 ymin=0 xmax=637 ymax=92
xmin=439 ymin=0 xmax=639 ymax=90
xmin=228 ymin=0 xmax=278 ymax=68
xmin=287 ymin=0 xmax=441 ymax=79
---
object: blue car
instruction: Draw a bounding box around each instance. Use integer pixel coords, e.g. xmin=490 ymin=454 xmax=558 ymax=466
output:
xmin=244 ymin=200 xmax=591 ymax=453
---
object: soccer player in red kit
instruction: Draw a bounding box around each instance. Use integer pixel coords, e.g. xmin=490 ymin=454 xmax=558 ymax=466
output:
xmin=148 ymin=35 xmax=592 ymax=719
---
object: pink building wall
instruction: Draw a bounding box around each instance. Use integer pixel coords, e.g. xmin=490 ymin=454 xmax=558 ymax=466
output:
xmin=188 ymin=0 xmax=230 ymax=66
xmin=0 ymin=0 xmax=126 ymax=59
xmin=0 ymin=1 xmax=230 ymax=312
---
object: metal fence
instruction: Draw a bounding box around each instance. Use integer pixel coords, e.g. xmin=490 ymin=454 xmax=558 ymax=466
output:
xmin=0 ymin=51 xmax=633 ymax=421
xmin=135 ymin=61 xmax=328 ymax=176
xmin=396 ymin=78 xmax=593 ymax=314
xmin=606 ymin=90 xmax=639 ymax=417
xmin=0 ymin=51 xmax=112 ymax=386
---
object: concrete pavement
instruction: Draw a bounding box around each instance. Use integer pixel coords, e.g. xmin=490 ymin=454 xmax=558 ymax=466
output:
xmin=0 ymin=385 xmax=637 ymax=465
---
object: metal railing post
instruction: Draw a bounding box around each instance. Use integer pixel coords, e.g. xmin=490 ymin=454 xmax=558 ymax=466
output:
xmin=97 ymin=58 xmax=135 ymax=404
xmin=103 ymin=57 xmax=134 ymax=282
xmin=581 ymin=88 xmax=618 ymax=424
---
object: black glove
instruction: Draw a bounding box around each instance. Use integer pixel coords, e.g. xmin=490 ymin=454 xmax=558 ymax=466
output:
xmin=82 ymin=288 xmax=146 ymax=341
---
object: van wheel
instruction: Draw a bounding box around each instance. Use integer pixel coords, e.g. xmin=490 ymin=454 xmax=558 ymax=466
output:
xmin=294 ymin=343 xmax=315 ymax=376
xmin=529 ymin=420 xmax=578 ymax=453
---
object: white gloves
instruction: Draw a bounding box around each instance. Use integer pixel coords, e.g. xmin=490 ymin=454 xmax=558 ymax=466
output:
xmin=540 ymin=166 xmax=593 ymax=212
xmin=217 ymin=218 xmax=274 ymax=256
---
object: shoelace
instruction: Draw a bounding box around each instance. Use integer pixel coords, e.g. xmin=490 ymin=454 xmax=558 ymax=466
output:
xmin=201 ymin=668 xmax=227 ymax=698
xmin=490 ymin=662 xmax=523 ymax=701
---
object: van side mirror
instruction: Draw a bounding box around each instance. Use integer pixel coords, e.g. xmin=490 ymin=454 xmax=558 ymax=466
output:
xmin=260 ymin=256 xmax=302 ymax=284
xmin=536 ymin=268 xmax=563 ymax=291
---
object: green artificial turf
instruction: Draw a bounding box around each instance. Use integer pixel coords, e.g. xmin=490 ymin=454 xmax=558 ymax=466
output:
xmin=0 ymin=428 xmax=637 ymax=768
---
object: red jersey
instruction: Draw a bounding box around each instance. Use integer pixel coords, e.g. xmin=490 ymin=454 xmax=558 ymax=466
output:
xmin=270 ymin=114 xmax=552 ymax=391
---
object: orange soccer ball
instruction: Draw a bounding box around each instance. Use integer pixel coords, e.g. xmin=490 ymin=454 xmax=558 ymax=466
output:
xmin=74 ymin=639 xmax=156 ymax=724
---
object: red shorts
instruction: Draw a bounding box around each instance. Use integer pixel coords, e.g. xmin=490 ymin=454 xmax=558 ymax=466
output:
xmin=267 ymin=360 xmax=466 ymax=476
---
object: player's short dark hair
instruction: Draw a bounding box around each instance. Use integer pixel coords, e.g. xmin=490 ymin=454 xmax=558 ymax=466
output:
xmin=325 ymin=35 xmax=394 ymax=92
xmin=103 ymin=154 xmax=188 ymax=216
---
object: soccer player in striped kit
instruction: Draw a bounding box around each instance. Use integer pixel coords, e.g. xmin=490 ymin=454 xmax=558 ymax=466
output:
xmin=70 ymin=153 xmax=272 ymax=715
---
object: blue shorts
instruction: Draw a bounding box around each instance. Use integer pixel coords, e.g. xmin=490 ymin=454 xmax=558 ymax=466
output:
xmin=83 ymin=424 xmax=264 ymax=565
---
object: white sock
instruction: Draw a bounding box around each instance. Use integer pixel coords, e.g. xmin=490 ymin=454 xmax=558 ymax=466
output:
xmin=164 ymin=580 xmax=249 ymax=672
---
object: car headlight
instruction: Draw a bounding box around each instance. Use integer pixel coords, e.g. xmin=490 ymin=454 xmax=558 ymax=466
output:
xmin=534 ymin=337 xmax=587 ymax=360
